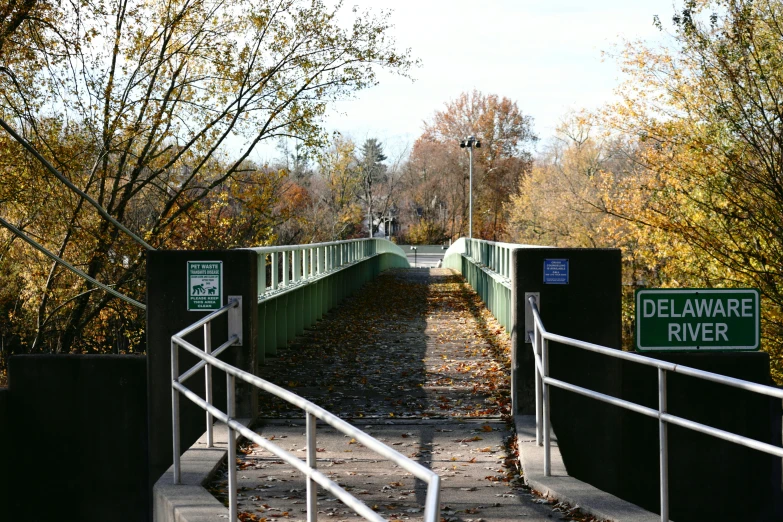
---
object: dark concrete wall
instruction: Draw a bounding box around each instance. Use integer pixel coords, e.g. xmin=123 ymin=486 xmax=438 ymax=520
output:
xmin=0 ymin=387 xmax=8 ymax=522
xmin=8 ymin=355 xmax=148 ymax=522
xmin=619 ymin=351 xmax=782 ymax=522
xmin=511 ymin=247 xmax=624 ymax=495
xmin=146 ymin=250 xmax=258 ymax=493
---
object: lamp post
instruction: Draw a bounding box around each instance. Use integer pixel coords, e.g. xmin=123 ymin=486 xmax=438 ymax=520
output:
xmin=459 ymin=136 xmax=481 ymax=238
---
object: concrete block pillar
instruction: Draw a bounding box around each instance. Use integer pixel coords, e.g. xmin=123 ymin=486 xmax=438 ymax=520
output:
xmin=511 ymin=247 xmax=623 ymax=493
xmin=146 ymin=249 xmax=258 ymax=492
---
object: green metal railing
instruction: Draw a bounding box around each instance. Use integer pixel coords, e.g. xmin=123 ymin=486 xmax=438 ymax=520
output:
xmin=443 ymin=238 xmax=535 ymax=333
xmin=249 ymin=239 xmax=409 ymax=363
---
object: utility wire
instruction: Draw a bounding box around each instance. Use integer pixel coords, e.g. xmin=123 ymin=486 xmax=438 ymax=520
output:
xmin=0 ymin=117 xmax=156 ymax=251
xmin=0 ymin=215 xmax=146 ymax=310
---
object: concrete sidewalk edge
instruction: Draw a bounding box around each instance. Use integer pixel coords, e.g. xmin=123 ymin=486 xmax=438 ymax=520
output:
xmin=515 ymin=415 xmax=662 ymax=522
xmin=153 ymin=419 xmax=251 ymax=522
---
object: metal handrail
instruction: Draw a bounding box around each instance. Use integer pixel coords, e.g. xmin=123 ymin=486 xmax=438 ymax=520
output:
xmin=171 ymin=299 xmax=440 ymax=522
xmin=528 ymin=296 xmax=783 ymax=522
xmin=455 ymin=238 xmax=546 ymax=289
xmin=442 ymin=237 xmax=517 ymax=332
xmin=249 ymin=238 xmax=408 ymax=300
xmin=249 ymin=238 xmax=374 ymax=253
xmin=464 ymin=238 xmax=514 ymax=286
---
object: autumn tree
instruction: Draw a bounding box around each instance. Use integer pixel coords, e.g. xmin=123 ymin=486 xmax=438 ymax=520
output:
xmin=508 ymin=114 xmax=614 ymax=247
xmin=288 ymin=134 xmax=363 ymax=242
xmin=408 ymin=90 xmax=536 ymax=241
xmin=597 ymin=0 xmax=783 ymax=375
xmin=507 ymin=114 xmax=675 ymax=344
xmin=399 ymin=138 xmax=458 ymax=243
xmin=0 ymin=0 xmax=414 ymax=356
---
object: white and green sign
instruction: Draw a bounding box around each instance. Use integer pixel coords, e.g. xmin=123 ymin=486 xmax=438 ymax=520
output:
xmin=636 ymin=289 xmax=760 ymax=351
xmin=187 ymin=261 xmax=223 ymax=311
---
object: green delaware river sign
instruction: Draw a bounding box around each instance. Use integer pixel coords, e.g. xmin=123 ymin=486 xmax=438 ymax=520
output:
xmin=635 ymin=289 xmax=760 ymax=351
xmin=187 ymin=261 xmax=223 ymax=311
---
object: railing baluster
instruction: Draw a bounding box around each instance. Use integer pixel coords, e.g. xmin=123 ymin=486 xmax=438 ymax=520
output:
xmin=283 ymin=250 xmax=289 ymax=287
xmin=258 ymin=253 xmax=267 ymax=297
xmin=272 ymin=252 xmax=278 ymax=291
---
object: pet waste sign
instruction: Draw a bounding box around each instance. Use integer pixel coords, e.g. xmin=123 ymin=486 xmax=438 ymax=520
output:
xmin=635 ymin=289 xmax=759 ymax=351
xmin=187 ymin=261 xmax=223 ymax=311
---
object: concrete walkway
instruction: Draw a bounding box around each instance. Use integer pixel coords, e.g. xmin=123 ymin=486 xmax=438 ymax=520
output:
xmin=208 ymin=269 xmax=647 ymax=521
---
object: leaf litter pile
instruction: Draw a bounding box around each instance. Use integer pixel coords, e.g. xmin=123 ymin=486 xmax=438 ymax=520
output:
xmin=207 ymin=268 xmax=605 ymax=522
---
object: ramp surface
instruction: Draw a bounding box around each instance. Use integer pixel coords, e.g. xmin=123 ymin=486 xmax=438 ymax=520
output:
xmin=210 ymin=269 xmax=603 ymax=521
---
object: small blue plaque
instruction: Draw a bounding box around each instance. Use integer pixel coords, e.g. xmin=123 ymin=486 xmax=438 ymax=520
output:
xmin=544 ymin=259 xmax=569 ymax=284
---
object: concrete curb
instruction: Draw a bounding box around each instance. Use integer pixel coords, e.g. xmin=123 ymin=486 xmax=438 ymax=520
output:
xmin=515 ymin=415 xmax=662 ymax=522
xmin=153 ymin=419 xmax=250 ymax=522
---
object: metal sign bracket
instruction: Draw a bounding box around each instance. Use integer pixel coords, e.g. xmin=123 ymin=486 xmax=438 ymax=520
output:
xmin=524 ymin=292 xmax=540 ymax=343
xmin=228 ymin=295 xmax=243 ymax=346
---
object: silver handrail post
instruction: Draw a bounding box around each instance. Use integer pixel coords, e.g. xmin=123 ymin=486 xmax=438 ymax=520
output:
xmin=535 ymin=324 xmax=543 ymax=446
xmin=306 ymin=412 xmax=318 ymax=522
xmin=205 ymin=322 xmax=214 ymax=447
xmin=171 ymin=340 xmax=181 ymax=484
xmin=227 ymin=372 xmax=237 ymax=522
xmin=424 ymin=476 xmax=441 ymax=522
xmin=659 ymin=368 xmax=669 ymax=522
xmin=543 ymin=338 xmax=551 ymax=476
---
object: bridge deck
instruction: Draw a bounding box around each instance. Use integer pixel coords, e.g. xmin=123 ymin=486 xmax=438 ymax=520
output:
xmin=209 ymin=269 xmax=594 ymax=521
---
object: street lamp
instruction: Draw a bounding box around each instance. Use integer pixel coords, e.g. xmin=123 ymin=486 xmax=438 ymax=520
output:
xmin=459 ymin=136 xmax=481 ymax=238
xmin=386 ymin=212 xmax=393 ymax=240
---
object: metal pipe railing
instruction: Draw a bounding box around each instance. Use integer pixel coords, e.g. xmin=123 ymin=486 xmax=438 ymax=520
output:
xmin=250 ymin=238 xmax=408 ymax=301
xmin=462 ymin=238 xmax=516 ymax=287
xmin=444 ymin=237 xmax=529 ymax=332
xmin=528 ymin=296 xmax=783 ymax=522
xmin=170 ymin=295 xmax=440 ymax=522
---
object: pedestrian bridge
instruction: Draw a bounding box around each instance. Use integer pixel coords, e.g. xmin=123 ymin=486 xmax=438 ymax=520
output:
xmin=149 ymin=238 xmax=783 ymax=522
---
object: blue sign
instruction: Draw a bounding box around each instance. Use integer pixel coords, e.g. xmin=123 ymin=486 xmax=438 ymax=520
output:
xmin=544 ymin=259 xmax=569 ymax=284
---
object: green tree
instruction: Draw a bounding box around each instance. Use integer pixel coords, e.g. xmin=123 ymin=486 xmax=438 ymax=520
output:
xmin=357 ymin=138 xmax=387 ymax=237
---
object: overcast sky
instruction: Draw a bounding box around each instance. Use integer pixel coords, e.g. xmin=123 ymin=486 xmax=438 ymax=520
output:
xmin=254 ymin=0 xmax=682 ymax=162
